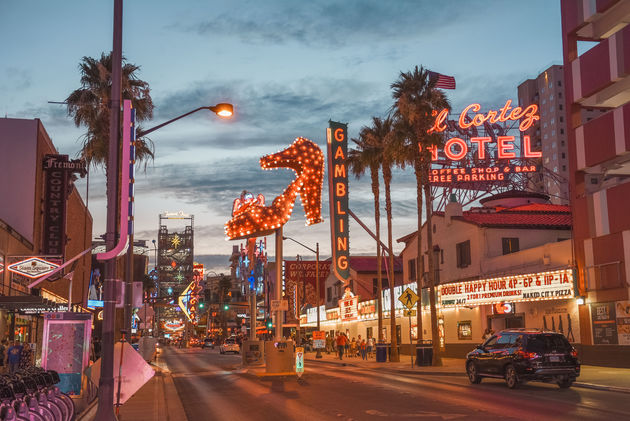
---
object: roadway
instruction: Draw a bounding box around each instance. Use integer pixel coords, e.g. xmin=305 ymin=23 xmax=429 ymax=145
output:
xmin=161 ymin=345 xmax=627 ymax=420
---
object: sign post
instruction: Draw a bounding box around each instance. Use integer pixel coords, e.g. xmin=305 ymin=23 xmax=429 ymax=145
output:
xmin=399 ymin=288 xmax=419 ymax=368
xmin=295 ymin=346 xmax=304 ymax=378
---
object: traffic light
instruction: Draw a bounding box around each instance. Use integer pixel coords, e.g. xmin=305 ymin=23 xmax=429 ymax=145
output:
xmin=199 ymin=302 xmax=205 ymax=309
xmin=167 ymin=287 xmax=173 ymax=295
xmin=266 ymin=319 xmax=273 ymax=329
xmin=223 ymin=304 xmax=229 ymax=311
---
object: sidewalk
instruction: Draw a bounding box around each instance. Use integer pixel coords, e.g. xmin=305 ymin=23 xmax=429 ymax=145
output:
xmin=305 ymin=351 xmax=630 ymax=393
xmin=78 ymin=354 xmax=187 ymax=421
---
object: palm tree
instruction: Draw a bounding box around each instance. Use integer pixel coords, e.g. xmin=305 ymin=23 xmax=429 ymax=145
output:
xmin=391 ymin=65 xmax=450 ymax=365
xmin=363 ymin=115 xmax=400 ymax=361
xmin=66 ymin=52 xmax=155 ymax=169
xmin=348 ymin=126 xmax=385 ymax=343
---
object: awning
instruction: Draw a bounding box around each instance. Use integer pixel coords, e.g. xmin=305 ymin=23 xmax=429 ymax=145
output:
xmin=0 ymin=296 xmax=68 ymax=315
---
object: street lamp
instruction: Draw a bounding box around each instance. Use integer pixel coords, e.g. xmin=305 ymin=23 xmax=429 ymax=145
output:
xmin=136 ymin=103 xmax=234 ymax=137
xmin=283 ymin=236 xmax=322 ymax=358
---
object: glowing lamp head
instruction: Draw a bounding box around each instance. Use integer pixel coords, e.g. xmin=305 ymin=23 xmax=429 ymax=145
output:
xmin=210 ymin=103 xmax=234 ymax=118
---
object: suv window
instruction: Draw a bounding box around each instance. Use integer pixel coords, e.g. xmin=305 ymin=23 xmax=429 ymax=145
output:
xmin=526 ymin=334 xmax=571 ymax=353
xmin=483 ymin=336 xmax=498 ymax=348
xmin=225 ymin=339 xmax=236 ymax=344
xmin=495 ymin=334 xmax=513 ymax=349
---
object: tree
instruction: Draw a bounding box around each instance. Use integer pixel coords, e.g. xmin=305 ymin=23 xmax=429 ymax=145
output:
xmin=391 ymin=65 xmax=450 ymax=365
xmin=66 ymin=52 xmax=155 ymax=169
xmin=363 ymin=116 xmax=399 ymax=361
xmin=348 ymin=126 xmax=385 ymax=343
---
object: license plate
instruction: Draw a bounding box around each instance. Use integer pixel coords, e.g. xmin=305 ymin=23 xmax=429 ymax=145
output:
xmin=549 ymin=355 xmax=561 ymax=362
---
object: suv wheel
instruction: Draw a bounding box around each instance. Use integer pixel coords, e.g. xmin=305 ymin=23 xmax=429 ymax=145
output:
xmin=504 ymin=365 xmax=520 ymax=389
xmin=466 ymin=362 xmax=482 ymax=384
xmin=558 ymin=377 xmax=573 ymax=389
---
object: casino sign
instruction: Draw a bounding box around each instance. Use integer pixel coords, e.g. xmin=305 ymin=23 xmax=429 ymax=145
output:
xmin=439 ymin=269 xmax=576 ymax=308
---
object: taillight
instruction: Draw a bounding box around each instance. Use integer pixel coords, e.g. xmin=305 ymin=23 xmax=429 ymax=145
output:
xmin=515 ymin=349 xmax=540 ymax=360
xmin=571 ymin=348 xmax=578 ymax=358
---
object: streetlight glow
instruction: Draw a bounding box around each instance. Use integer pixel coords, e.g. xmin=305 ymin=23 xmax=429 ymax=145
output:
xmin=211 ymin=103 xmax=234 ymax=118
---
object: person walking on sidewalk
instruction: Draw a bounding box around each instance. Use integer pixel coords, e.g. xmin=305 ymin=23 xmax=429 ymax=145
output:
xmin=336 ymin=332 xmax=347 ymax=360
xmin=325 ymin=333 xmax=332 ymax=354
xmin=360 ymin=339 xmax=367 ymax=360
xmin=350 ymin=337 xmax=357 ymax=358
xmin=7 ymin=341 xmax=22 ymax=374
xmin=367 ymin=336 xmax=375 ymax=358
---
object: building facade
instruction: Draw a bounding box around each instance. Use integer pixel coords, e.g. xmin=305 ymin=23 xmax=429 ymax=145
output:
xmin=0 ymin=118 xmax=92 ymax=349
xmin=561 ymin=0 xmax=630 ymax=365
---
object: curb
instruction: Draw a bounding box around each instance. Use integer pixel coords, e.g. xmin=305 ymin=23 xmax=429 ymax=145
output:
xmin=76 ymin=398 xmax=98 ymax=421
xmin=574 ymin=382 xmax=630 ymax=395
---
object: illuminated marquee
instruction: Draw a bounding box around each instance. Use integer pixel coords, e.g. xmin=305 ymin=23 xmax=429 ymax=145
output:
xmin=438 ymin=268 xmax=575 ymax=308
xmin=225 ymin=137 xmax=324 ymax=240
xmin=178 ymin=276 xmax=202 ymax=325
xmin=425 ymin=100 xmax=542 ymax=185
xmin=327 ymin=121 xmax=351 ymax=285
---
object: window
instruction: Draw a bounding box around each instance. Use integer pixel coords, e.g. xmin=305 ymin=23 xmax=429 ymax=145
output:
xmin=457 ymin=321 xmax=472 ymax=340
xmin=496 ymin=334 xmax=514 ymax=349
xmin=484 ymin=335 xmax=498 ymax=348
xmin=558 ymin=92 xmax=562 ymax=98
xmin=559 ymin=116 xmax=564 ymax=122
xmin=327 ymin=287 xmax=332 ymax=301
xmin=456 ymin=240 xmax=471 ymax=268
xmin=561 ymin=140 xmax=565 ymax=146
xmin=558 ymin=80 xmax=562 ymax=86
xmin=408 ymin=258 xmax=416 ymax=282
xmin=562 ymin=165 xmax=566 ymax=171
xmin=561 ymin=153 xmax=566 ymax=159
xmin=502 ymin=237 xmax=520 ymax=255
xmin=560 ymin=129 xmax=564 ymax=135
xmin=440 ymin=249 xmax=444 ymax=264
xmin=559 ymin=104 xmax=563 ymax=111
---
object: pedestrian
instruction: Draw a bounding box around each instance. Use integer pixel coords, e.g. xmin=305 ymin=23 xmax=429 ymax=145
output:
xmin=350 ymin=337 xmax=357 ymax=357
xmin=7 ymin=340 xmax=22 ymax=374
xmin=360 ymin=339 xmax=367 ymax=360
xmin=19 ymin=343 xmax=32 ymax=369
xmin=0 ymin=340 xmax=6 ymax=373
xmin=336 ymin=332 xmax=347 ymax=360
xmin=325 ymin=333 xmax=332 ymax=354
xmin=344 ymin=333 xmax=350 ymax=358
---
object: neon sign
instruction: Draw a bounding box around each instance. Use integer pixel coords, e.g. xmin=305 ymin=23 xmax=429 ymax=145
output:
xmin=327 ymin=121 xmax=351 ymax=285
xmin=225 ymin=137 xmax=324 ymax=240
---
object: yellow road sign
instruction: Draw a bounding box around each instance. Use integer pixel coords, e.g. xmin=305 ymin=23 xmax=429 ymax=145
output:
xmin=398 ymin=287 xmax=419 ymax=309
xmin=404 ymin=309 xmax=417 ymax=317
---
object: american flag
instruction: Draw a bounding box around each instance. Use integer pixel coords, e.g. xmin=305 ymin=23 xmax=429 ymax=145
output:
xmin=428 ymin=71 xmax=456 ymax=90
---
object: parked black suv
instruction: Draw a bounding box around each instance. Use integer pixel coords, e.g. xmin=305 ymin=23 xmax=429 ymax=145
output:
xmin=466 ymin=329 xmax=580 ymax=389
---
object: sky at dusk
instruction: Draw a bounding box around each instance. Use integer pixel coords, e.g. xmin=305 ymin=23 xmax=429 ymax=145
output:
xmin=0 ymin=1 xmax=563 ymax=274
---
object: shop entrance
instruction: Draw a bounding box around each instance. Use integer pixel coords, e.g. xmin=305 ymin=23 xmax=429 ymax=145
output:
xmin=489 ymin=314 xmax=525 ymax=332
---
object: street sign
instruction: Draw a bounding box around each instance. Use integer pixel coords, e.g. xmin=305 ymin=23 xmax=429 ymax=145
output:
xmin=295 ymin=346 xmax=304 ymax=377
xmin=8 ymin=257 xmax=59 ymax=279
xmin=271 ymin=299 xmax=288 ymax=312
xmin=398 ymin=287 xmax=419 ymax=310
xmin=404 ymin=309 xmax=417 ymax=317
xmin=313 ymin=331 xmax=325 ymax=349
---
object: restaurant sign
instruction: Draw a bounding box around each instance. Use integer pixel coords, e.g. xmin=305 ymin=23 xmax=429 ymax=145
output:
xmin=439 ymin=269 xmax=575 ymax=308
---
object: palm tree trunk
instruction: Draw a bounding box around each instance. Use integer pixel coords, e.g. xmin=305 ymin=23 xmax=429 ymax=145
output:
xmin=424 ymin=180 xmax=442 ymax=366
xmin=414 ymin=164 xmax=424 ymax=344
xmin=371 ymin=167 xmax=384 ymax=343
xmin=383 ymin=165 xmax=399 ymax=362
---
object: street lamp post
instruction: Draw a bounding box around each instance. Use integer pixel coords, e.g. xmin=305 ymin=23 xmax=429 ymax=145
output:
xmin=283 ymin=236 xmax=322 ymax=358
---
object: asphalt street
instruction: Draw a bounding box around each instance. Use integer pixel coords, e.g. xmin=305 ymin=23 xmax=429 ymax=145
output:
xmin=162 ymin=346 xmax=628 ymax=421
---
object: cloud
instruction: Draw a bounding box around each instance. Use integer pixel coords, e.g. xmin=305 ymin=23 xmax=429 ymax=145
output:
xmin=181 ymin=0 xmax=484 ymax=48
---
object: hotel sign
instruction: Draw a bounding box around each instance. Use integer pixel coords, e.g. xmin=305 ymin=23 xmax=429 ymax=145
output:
xmin=439 ymin=269 xmax=575 ymax=308
xmin=327 ymin=121 xmax=351 ymax=285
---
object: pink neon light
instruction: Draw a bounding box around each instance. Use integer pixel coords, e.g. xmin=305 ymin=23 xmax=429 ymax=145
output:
xmin=97 ymin=100 xmax=132 ymax=261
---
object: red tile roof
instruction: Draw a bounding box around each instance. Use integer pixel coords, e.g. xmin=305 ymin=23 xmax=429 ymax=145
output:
xmin=442 ymin=203 xmax=572 ymax=229
xmin=349 ymin=256 xmax=403 ymax=273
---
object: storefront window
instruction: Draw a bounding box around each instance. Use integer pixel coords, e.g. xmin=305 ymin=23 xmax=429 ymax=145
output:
xmin=457 ymin=321 xmax=472 ymax=340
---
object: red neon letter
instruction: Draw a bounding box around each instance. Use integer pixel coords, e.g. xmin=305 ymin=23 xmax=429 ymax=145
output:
xmin=428 ymin=109 xmax=449 ymax=133
xmin=497 ymin=100 xmax=513 ymax=123
xmin=519 ymin=105 xmax=539 ymax=131
xmin=444 ymin=137 xmax=468 ymax=161
xmin=418 ymin=144 xmax=439 ymax=160
xmin=459 ymin=104 xmax=481 ymax=129
xmin=522 ymin=135 xmax=542 ymax=158
xmin=334 ymin=128 xmax=345 ymax=142
xmin=470 ymin=137 xmax=492 ymax=160
xmin=497 ymin=136 xmax=516 ymax=159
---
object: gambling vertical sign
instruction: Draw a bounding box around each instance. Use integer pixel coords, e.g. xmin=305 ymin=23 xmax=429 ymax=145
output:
xmin=327 ymin=121 xmax=350 ymax=286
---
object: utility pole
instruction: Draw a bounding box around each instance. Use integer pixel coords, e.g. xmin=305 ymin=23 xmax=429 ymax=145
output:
xmin=95 ymin=1 xmax=122 ymax=419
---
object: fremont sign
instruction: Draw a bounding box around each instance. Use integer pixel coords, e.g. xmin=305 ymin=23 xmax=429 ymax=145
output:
xmin=8 ymin=257 xmax=59 ymax=279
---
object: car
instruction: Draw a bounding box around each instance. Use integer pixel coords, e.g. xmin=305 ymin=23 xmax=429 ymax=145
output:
xmin=219 ymin=338 xmax=240 ymax=354
xmin=466 ymin=329 xmax=580 ymax=389
xmin=202 ymin=338 xmax=215 ymax=349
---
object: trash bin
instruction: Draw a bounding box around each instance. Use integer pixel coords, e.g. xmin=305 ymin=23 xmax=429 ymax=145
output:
xmin=376 ymin=343 xmax=387 ymax=362
xmin=416 ymin=342 xmax=433 ymax=366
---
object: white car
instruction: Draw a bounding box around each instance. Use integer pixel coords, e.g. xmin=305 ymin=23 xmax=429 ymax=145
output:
xmin=219 ymin=338 xmax=240 ymax=354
